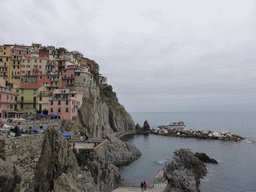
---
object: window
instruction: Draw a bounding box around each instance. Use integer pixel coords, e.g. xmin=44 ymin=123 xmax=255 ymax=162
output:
xmin=0 ymin=58 xmax=2 ymax=62
xmin=58 ymin=100 xmax=61 ymax=105
xmin=13 ymin=66 xmax=15 ymax=69
xmin=26 ymin=65 xmax=30 ymax=68
xmin=35 ymin=59 xmax=37 ymax=63
xmin=64 ymin=70 xmax=66 ymax=73
xmin=11 ymin=96 xmax=13 ymax=100
xmin=51 ymin=108 xmax=53 ymax=112
xmin=10 ymin=105 xmax=13 ymax=109
xmin=66 ymin=100 xmax=69 ymax=105
xmin=13 ymin=61 xmax=15 ymax=64
xmin=47 ymin=76 xmax=49 ymax=79
xmin=66 ymin=108 xmax=68 ymax=112
xmin=33 ymin=89 xmax=36 ymax=94
xmin=28 ymin=60 xmax=30 ymax=63
xmin=33 ymin=104 xmax=36 ymax=109
xmin=50 ymin=101 xmax=53 ymax=105
xmin=39 ymin=65 xmax=41 ymax=69
xmin=21 ymin=104 xmax=23 ymax=109
xmin=4 ymin=47 xmax=6 ymax=50
xmin=58 ymin=108 xmax=61 ymax=112
xmin=84 ymin=78 xmax=85 ymax=82
xmin=21 ymin=89 xmax=24 ymax=94
xmin=19 ymin=51 xmax=21 ymax=55
xmin=39 ymin=59 xmax=41 ymax=63
xmin=4 ymin=52 xmax=6 ymax=55
xmin=72 ymin=94 xmax=74 ymax=97
xmin=7 ymin=95 xmax=9 ymax=100
xmin=6 ymin=58 xmax=8 ymax=61
xmin=39 ymin=97 xmax=42 ymax=101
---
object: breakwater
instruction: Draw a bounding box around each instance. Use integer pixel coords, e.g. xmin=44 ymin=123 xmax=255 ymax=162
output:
xmin=150 ymin=128 xmax=244 ymax=141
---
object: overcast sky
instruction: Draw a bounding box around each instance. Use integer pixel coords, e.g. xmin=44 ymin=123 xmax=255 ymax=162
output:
xmin=1 ymin=0 xmax=256 ymax=112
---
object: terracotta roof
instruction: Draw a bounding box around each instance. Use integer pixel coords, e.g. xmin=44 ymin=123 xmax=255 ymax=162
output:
xmin=20 ymin=84 xmax=43 ymax=89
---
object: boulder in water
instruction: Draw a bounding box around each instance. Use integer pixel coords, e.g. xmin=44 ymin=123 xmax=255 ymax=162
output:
xmin=194 ymin=153 xmax=218 ymax=164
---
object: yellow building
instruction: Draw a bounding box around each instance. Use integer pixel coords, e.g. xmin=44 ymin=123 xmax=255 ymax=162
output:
xmin=0 ymin=44 xmax=12 ymax=81
xmin=19 ymin=84 xmax=48 ymax=115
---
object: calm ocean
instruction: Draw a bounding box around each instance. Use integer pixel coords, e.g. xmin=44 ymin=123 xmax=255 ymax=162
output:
xmin=119 ymin=111 xmax=256 ymax=192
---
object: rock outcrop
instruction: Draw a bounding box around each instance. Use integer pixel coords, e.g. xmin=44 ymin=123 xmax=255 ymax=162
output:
xmin=152 ymin=148 xmax=207 ymax=192
xmin=95 ymin=134 xmax=142 ymax=167
xmin=74 ymin=86 xmax=135 ymax=138
xmin=0 ymin=159 xmax=22 ymax=192
xmin=194 ymin=153 xmax=218 ymax=164
xmin=151 ymin=128 xmax=244 ymax=141
xmin=143 ymin=120 xmax=150 ymax=132
xmin=0 ymin=127 xmax=125 ymax=192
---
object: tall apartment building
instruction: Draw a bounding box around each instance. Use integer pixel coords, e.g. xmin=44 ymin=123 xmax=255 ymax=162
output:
xmin=0 ymin=45 xmax=12 ymax=81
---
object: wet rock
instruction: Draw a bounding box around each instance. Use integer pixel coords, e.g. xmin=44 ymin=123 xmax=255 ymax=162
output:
xmin=194 ymin=153 xmax=218 ymax=164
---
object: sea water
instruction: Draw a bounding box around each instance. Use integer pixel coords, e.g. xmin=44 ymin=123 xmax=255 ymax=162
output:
xmin=119 ymin=111 xmax=256 ymax=192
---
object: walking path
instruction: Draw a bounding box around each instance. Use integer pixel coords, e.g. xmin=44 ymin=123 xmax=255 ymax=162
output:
xmin=112 ymin=187 xmax=153 ymax=192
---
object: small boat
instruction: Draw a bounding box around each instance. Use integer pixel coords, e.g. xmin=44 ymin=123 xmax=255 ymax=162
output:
xmin=157 ymin=121 xmax=186 ymax=129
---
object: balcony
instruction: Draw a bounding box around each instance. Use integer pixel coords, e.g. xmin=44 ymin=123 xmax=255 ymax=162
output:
xmin=38 ymin=92 xmax=49 ymax=97
xmin=62 ymin=76 xmax=74 ymax=80
xmin=49 ymin=97 xmax=70 ymax=100
xmin=6 ymin=100 xmax=17 ymax=103
xmin=50 ymin=78 xmax=59 ymax=82
xmin=45 ymin=84 xmax=59 ymax=87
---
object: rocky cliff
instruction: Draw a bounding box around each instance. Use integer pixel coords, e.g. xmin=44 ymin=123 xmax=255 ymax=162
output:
xmin=0 ymin=127 xmax=128 ymax=192
xmin=152 ymin=148 xmax=207 ymax=192
xmin=73 ymin=86 xmax=135 ymax=138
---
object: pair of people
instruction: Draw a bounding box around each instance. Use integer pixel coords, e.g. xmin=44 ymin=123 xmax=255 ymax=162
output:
xmin=140 ymin=181 xmax=147 ymax=191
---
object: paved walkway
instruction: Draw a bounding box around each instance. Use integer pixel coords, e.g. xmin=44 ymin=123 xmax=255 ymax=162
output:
xmin=112 ymin=187 xmax=153 ymax=192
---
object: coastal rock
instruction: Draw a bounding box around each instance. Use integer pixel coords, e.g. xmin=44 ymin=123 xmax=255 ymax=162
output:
xmin=194 ymin=153 xmax=218 ymax=164
xmin=0 ymin=158 xmax=22 ymax=192
xmin=143 ymin=120 xmax=150 ymax=132
xmin=95 ymin=134 xmax=142 ymax=167
xmin=53 ymin=173 xmax=81 ymax=192
xmin=135 ymin=123 xmax=142 ymax=132
xmin=152 ymin=148 xmax=207 ymax=192
xmin=34 ymin=126 xmax=79 ymax=191
xmin=74 ymin=87 xmax=135 ymax=138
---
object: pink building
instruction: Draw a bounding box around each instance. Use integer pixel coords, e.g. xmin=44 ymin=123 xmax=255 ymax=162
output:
xmin=62 ymin=62 xmax=76 ymax=90
xmin=11 ymin=45 xmax=31 ymax=57
xmin=0 ymin=78 xmax=23 ymax=121
xmin=48 ymin=89 xmax=82 ymax=120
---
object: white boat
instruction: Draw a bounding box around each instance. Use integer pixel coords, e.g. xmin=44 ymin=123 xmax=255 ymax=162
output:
xmin=157 ymin=121 xmax=186 ymax=129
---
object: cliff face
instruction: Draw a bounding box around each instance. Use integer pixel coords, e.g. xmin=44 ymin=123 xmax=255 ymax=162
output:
xmin=0 ymin=127 xmax=122 ymax=192
xmin=75 ymin=86 xmax=135 ymax=138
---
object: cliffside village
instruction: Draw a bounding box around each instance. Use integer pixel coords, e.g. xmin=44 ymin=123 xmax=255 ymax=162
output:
xmin=0 ymin=43 xmax=108 ymax=121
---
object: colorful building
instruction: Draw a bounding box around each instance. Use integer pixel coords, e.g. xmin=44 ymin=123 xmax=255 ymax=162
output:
xmin=62 ymin=62 xmax=77 ymax=90
xmin=0 ymin=77 xmax=22 ymax=120
xmin=48 ymin=89 xmax=82 ymax=120
xmin=19 ymin=84 xmax=48 ymax=115
xmin=0 ymin=45 xmax=12 ymax=81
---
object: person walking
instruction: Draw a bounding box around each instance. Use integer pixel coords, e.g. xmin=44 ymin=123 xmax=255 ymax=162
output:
xmin=143 ymin=181 xmax=147 ymax=191
xmin=140 ymin=181 xmax=144 ymax=192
